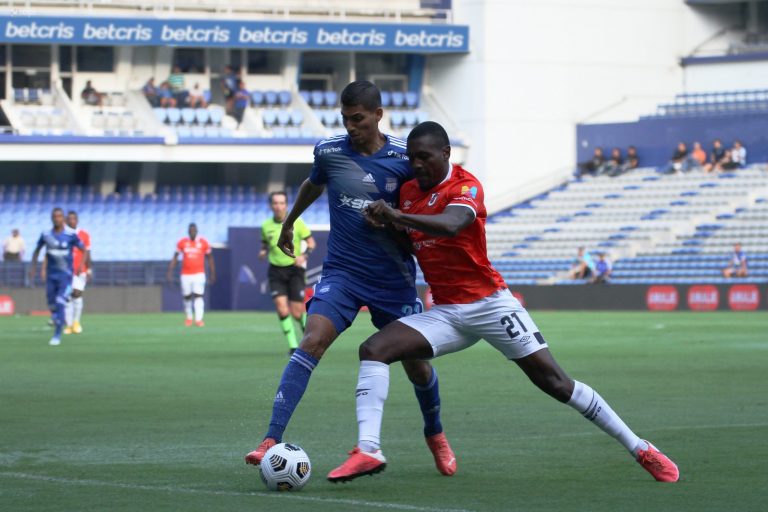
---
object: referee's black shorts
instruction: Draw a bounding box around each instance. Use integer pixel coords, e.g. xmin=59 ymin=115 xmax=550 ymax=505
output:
xmin=268 ymin=264 xmax=306 ymax=302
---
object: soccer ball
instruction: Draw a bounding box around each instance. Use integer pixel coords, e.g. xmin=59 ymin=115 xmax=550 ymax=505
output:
xmin=259 ymin=443 xmax=312 ymax=491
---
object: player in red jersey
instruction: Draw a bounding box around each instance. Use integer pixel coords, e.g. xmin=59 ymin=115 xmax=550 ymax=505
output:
xmin=328 ymin=122 xmax=679 ymax=483
xmin=64 ymin=211 xmax=91 ymax=335
xmin=167 ymin=223 xmax=216 ymax=327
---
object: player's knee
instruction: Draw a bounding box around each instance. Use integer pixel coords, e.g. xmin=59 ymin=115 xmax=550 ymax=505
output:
xmin=359 ymin=337 xmax=388 ymax=363
xmin=298 ymin=330 xmax=333 ymax=359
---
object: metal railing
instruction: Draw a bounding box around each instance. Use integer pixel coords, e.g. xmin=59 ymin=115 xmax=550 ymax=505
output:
xmin=0 ymin=260 xmax=169 ymax=287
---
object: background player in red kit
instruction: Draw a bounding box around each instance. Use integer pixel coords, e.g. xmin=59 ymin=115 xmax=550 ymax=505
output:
xmin=64 ymin=210 xmax=91 ymax=334
xmin=328 ymin=121 xmax=679 ymax=484
xmin=167 ymin=223 xmax=216 ymax=327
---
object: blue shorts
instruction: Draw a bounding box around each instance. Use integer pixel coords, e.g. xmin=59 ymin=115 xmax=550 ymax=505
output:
xmin=46 ymin=274 xmax=71 ymax=310
xmin=307 ymin=272 xmax=422 ymax=334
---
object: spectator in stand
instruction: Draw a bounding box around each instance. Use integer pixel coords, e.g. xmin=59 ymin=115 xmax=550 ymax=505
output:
xmin=233 ymin=80 xmax=250 ymax=127
xmin=704 ymin=139 xmax=727 ymax=173
xmin=158 ymin=81 xmax=177 ymax=108
xmin=723 ymin=243 xmax=748 ymax=278
xmin=168 ymin=66 xmax=187 ymax=105
xmin=731 ymin=140 xmax=747 ymax=168
xmin=691 ymin=141 xmax=707 ymax=168
xmin=591 ymin=253 xmax=612 ymax=284
xmin=610 ymin=145 xmax=639 ymax=177
xmin=598 ymin=148 xmax=623 ymax=175
xmin=720 ymin=150 xmax=740 ymax=171
xmin=576 ymin=147 xmax=604 ymax=177
xmin=569 ymin=247 xmax=595 ymax=280
xmin=664 ymin=142 xmax=695 ymax=174
xmin=220 ymin=65 xmax=238 ymax=112
xmin=80 ymin=80 xmax=104 ymax=107
xmin=3 ymin=229 xmax=25 ymax=261
xmin=187 ymin=83 xmax=207 ymax=109
xmin=142 ymin=78 xmax=160 ymax=107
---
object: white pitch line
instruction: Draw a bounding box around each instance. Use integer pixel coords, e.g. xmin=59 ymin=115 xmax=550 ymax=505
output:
xmin=0 ymin=471 xmax=475 ymax=512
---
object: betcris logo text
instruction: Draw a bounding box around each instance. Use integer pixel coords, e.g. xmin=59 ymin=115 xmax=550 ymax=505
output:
xmin=5 ymin=20 xmax=75 ymax=40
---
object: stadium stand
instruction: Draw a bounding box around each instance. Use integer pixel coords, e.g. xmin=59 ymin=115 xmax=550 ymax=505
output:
xmin=486 ymin=166 xmax=768 ymax=286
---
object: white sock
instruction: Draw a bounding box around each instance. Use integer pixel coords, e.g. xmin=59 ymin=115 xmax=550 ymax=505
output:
xmin=65 ymin=300 xmax=74 ymax=327
xmin=184 ymin=299 xmax=193 ymax=320
xmin=193 ymin=297 xmax=204 ymax=322
xmin=73 ymin=297 xmax=84 ymax=323
xmin=567 ymin=380 xmax=646 ymax=455
xmin=357 ymin=361 xmax=390 ymax=453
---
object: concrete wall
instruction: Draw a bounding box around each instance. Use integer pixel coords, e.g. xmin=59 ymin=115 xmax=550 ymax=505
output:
xmin=1 ymin=286 xmax=163 ymax=314
xmin=429 ymin=0 xmax=739 ymax=203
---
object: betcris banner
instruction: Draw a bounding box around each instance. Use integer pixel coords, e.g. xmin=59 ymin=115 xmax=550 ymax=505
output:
xmin=0 ymin=15 xmax=468 ymax=53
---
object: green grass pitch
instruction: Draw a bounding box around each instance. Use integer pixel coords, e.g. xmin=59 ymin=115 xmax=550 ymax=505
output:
xmin=1 ymin=311 xmax=767 ymax=511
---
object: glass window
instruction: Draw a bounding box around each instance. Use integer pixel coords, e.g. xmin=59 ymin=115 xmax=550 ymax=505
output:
xmin=76 ymin=46 xmax=114 ymax=72
xmin=11 ymin=45 xmax=51 ymax=68
xmin=230 ymin=49 xmax=242 ymax=72
xmin=356 ymin=53 xmax=408 ymax=82
xmin=0 ymin=46 xmax=6 ymax=67
xmin=0 ymin=73 xmax=5 ymax=100
xmin=247 ymin=50 xmax=282 ymax=74
xmin=59 ymin=46 xmax=72 ymax=73
xmin=173 ymin=49 xmax=205 ymax=73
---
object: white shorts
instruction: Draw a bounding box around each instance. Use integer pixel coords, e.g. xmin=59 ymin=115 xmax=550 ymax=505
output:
xmin=180 ymin=273 xmax=206 ymax=296
xmin=71 ymin=272 xmax=87 ymax=292
xmin=397 ymin=288 xmax=548 ymax=360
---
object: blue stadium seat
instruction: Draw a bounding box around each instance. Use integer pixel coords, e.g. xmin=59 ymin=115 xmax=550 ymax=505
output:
xmin=181 ymin=108 xmax=196 ymax=125
xmin=251 ymin=90 xmax=264 ymax=106
xmin=403 ymin=111 xmax=417 ymax=126
xmin=391 ymin=91 xmax=405 ymax=108
xmin=380 ymin=91 xmax=391 ymax=107
xmin=208 ymin=108 xmax=224 ymax=125
xmin=264 ymin=90 xmax=278 ymax=106
xmin=276 ymin=110 xmax=291 ymax=126
xmin=278 ymin=90 xmax=292 ymax=106
xmin=405 ymin=91 xmax=419 ymax=108
xmin=14 ymin=88 xmax=26 ymax=103
xmin=262 ymin=110 xmax=278 ymax=126
xmin=195 ymin=108 xmax=210 ymax=125
xmin=166 ymin=108 xmax=181 ymax=125
xmin=310 ymin=90 xmax=324 ymax=107
xmin=390 ymin=111 xmax=404 ymax=127
xmin=290 ymin=110 xmax=304 ymax=126
xmin=324 ymin=91 xmax=338 ymax=107
xmin=299 ymin=90 xmax=311 ymax=104
xmin=153 ymin=108 xmax=167 ymax=123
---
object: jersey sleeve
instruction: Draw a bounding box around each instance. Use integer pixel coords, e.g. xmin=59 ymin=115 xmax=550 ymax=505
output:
xmin=81 ymin=231 xmax=91 ymax=250
xmin=36 ymin=233 xmax=45 ymax=250
xmin=203 ymin=238 xmax=212 ymax=254
xmin=447 ymin=177 xmax=483 ymax=217
xmin=308 ymin=144 xmax=327 ymax=185
xmin=175 ymin=239 xmax=183 ymax=254
xmin=295 ymin=218 xmax=312 ymax=239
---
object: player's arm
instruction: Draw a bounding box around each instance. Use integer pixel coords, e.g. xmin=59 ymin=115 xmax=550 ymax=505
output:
xmin=206 ymin=252 xmax=216 ymax=285
xmin=366 ymin=200 xmax=475 ymax=238
xmin=74 ymin=238 xmax=86 ymax=274
xmin=28 ymin=237 xmax=45 ymax=281
xmin=259 ymin=230 xmax=269 ymax=260
xmin=166 ymin=252 xmax=180 ymax=282
xmin=278 ymin=179 xmax=325 ymax=258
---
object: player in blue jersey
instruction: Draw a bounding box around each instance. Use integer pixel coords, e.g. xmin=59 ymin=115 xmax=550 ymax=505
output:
xmin=245 ymin=81 xmax=457 ymax=476
xmin=29 ymin=207 xmax=86 ymax=346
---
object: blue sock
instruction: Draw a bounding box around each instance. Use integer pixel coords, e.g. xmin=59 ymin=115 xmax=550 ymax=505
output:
xmin=53 ymin=303 xmax=65 ymax=337
xmin=265 ymin=349 xmax=318 ymax=442
xmin=414 ymin=367 xmax=443 ymax=437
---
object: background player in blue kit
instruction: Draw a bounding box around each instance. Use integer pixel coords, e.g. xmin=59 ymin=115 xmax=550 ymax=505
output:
xmin=29 ymin=207 xmax=86 ymax=346
xmin=245 ymin=81 xmax=457 ymax=476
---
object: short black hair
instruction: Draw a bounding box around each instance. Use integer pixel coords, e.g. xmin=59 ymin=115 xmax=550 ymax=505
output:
xmin=188 ymin=222 xmax=197 ymax=229
xmin=407 ymin=121 xmax=450 ymax=148
xmin=52 ymin=207 xmax=63 ymax=215
xmin=67 ymin=210 xmax=77 ymax=217
xmin=340 ymin=80 xmax=381 ymax=111
xmin=269 ymin=191 xmax=287 ymax=203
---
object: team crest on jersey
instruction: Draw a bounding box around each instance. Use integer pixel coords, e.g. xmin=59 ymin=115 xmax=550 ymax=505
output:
xmin=428 ymin=193 xmax=440 ymax=206
xmin=385 ymin=177 xmax=398 ymax=193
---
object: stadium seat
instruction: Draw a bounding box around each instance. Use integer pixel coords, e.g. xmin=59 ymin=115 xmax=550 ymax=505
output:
xmin=181 ymin=108 xmax=196 ymax=125
xmin=264 ymin=90 xmax=278 ymax=106
xmin=251 ymin=90 xmax=264 ymax=106
xmin=278 ymin=90 xmax=292 ymax=106
xmin=390 ymin=111 xmax=404 ymax=128
xmin=380 ymin=91 xmax=391 ymax=107
xmin=405 ymin=91 xmax=419 ymax=108
xmin=195 ymin=108 xmax=210 ymax=125
xmin=290 ymin=110 xmax=304 ymax=126
xmin=299 ymin=90 xmax=311 ymax=104
xmin=14 ymin=88 xmax=26 ymax=104
xmin=391 ymin=91 xmax=405 ymax=107
xmin=166 ymin=108 xmax=181 ymax=125
xmin=208 ymin=108 xmax=224 ymax=125
xmin=276 ymin=110 xmax=291 ymax=126
xmin=310 ymin=90 xmax=324 ymax=107
xmin=262 ymin=110 xmax=278 ymax=126
xmin=153 ymin=108 xmax=167 ymax=124
xmin=324 ymin=91 xmax=338 ymax=107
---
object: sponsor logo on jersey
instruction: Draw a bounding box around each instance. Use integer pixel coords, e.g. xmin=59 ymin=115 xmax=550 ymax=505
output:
xmin=338 ymin=193 xmax=393 ymax=211
xmin=413 ymin=239 xmax=438 ymax=251
xmin=687 ymin=285 xmax=719 ymax=311
xmin=646 ymin=285 xmax=678 ymax=311
xmin=428 ymin=192 xmax=439 ymax=206
xmin=387 ymin=150 xmax=409 ymax=160
xmin=461 ymin=185 xmax=478 ymax=198
xmin=385 ymin=177 xmax=398 ymax=192
xmin=402 ymin=200 xmax=413 ymax=209
xmin=362 ymin=173 xmax=376 ymax=183
xmin=317 ymin=146 xmax=341 ymax=155
xmin=728 ymin=284 xmax=760 ymax=310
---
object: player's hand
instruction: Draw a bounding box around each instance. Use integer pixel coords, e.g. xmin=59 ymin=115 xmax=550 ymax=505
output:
xmin=294 ymin=255 xmax=307 ymax=267
xmin=86 ymin=269 xmax=93 ymax=282
xmin=278 ymin=224 xmax=296 ymax=258
xmin=364 ymin=200 xmax=399 ymax=226
xmin=258 ymin=249 xmax=267 ymax=260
